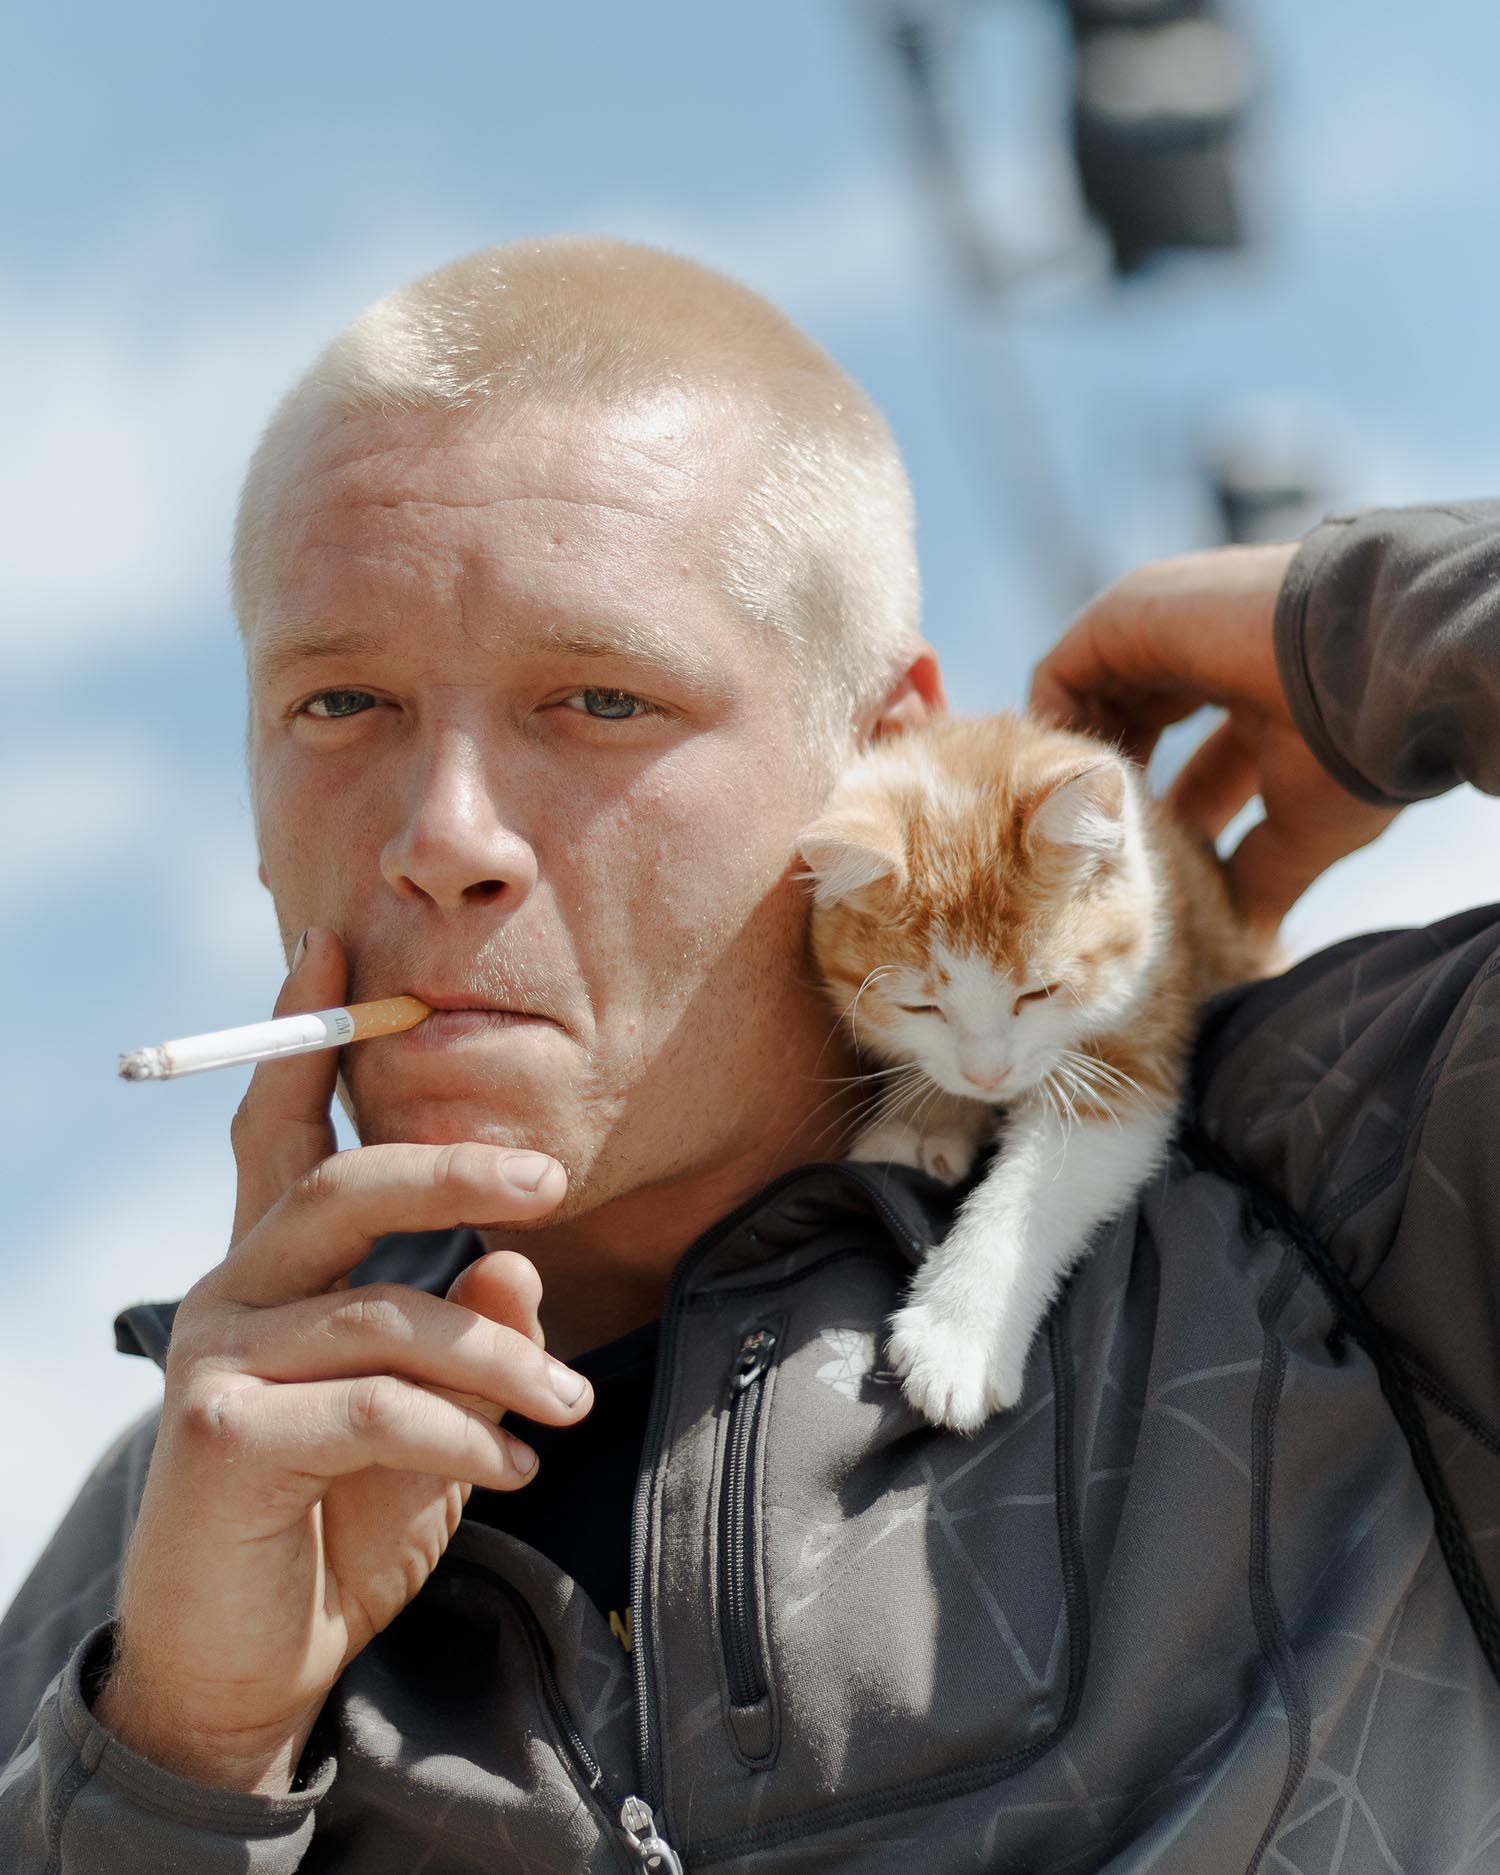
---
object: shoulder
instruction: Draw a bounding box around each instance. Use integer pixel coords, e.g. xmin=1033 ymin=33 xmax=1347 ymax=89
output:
xmin=1188 ymin=904 xmax=1500 ymax=1281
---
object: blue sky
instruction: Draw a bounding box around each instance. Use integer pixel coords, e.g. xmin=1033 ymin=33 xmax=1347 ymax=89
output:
xmin=4 ymin=0 xmax=1499 ymax=1601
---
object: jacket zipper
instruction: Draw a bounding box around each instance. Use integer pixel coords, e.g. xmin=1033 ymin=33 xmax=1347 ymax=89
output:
xmin=499 ymin=1576 xmax=686 ymax=1871
xmin=626 ymin=1164 xmax=925 ymax=1851
xmin=718 ymin=1326 xmax=777 ymax=1755
xmin=619 ymin=1795 xmax=686 ymax=1872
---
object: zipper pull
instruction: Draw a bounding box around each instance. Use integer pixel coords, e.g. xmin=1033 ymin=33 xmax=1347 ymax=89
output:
xmin=732 ymin=1327 xmax=777 ymax=1392
xmin=619 ymin=1795 xmax=684 ymax=1872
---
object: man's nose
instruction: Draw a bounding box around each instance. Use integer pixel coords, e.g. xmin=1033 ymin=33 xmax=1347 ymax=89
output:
xmin=379 ymin=729 xmax=538 ymax=915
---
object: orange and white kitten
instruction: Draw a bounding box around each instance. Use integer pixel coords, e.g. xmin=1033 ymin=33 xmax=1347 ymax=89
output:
xmin=799 ymin=711 xmax=1272 ymax=1432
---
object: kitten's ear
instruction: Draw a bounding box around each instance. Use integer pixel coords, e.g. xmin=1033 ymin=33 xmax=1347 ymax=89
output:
xmin=1028 ymin=760 xmax=1128 ymax=855
xmin=797 ymin=801 xmax=907 ymax=906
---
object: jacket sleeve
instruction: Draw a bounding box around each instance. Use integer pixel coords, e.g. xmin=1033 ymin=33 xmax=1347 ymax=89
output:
xmin=1273 ymin=498 xmax=1500 ymax=804
xmin=0 ymin=1408 xmax=331 ymax=1871
xmin=1191 ymin=499 xmax=1500 ymax=1624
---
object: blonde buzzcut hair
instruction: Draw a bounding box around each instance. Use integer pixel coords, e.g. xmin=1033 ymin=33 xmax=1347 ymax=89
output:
xmin=231 ymin=237 xmax=921 ymax=753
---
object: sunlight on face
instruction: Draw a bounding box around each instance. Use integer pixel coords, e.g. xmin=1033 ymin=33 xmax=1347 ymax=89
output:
xmin=247 ymin=395 xmax=842 ymax=1219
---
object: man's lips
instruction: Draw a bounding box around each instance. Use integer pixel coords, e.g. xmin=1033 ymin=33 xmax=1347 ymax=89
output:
xmin=395 ymin=988 xmax=566 ymax=1044
xmin=413 ymin=990 xmax=543 ymax=1015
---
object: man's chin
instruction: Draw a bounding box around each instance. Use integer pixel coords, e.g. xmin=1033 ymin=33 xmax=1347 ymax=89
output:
xmin=339 ymin=1060 xmax=570 ymax=1144
xmin=352 ymin=1105 xmax=575 ymax=1159
xmin=337 ymin=1079 xmax=609 ymax=1207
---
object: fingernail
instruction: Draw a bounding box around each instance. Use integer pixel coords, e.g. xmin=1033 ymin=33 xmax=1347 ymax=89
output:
xmin=548 ymin=1360 xmax=589 ymax=1408
xmin=503 ymin=1152 xmax=556 ymax=1194
xmin=292 ymin=928 xmax=310 ymax=971
xmin=506 ymin=1434 xmax=538 ymax=1477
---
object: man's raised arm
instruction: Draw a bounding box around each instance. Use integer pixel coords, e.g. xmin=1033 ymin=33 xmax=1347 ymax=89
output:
xmin=1032 ymin=504 xmax=1500 ymax=1672
xmin=1030 ymin=502 xmax=1500 ymax=934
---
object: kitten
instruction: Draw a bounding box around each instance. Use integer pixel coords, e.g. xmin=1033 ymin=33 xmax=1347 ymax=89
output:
xmin=799 ymin=711 xmax=1273 ymax=1433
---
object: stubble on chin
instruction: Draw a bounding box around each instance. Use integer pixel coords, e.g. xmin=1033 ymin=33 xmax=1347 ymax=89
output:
xmin=332 ymin=1062 xmax=626 ymax=1221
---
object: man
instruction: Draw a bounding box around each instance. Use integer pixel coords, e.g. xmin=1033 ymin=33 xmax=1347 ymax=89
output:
xmin=2 ymin=239 xmax=1497 ymax=1872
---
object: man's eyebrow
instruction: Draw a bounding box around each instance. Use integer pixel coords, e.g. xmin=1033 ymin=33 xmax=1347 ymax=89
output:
xmin=251 ymin=622 xmax=385 ymax=683
xmin=251 ymin=616 xmax=720 ymax=691
xmin=538 ymin=622 xmax=718 ymax=691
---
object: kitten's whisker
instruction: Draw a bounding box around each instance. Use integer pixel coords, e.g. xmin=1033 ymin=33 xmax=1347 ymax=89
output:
xmin=802 ymin=1064 xmax=911 ymax=1087
xmin=854 ymin=1074 xmax=916 ymax=1130
xmin=855 ymin=1070 xmax=927 ymax=1124
xmin=1049 ymin=1070 xmax=1079 ymax=1132
xmin=1061 ymin=1046 xmax=1134 ymax=1086
xmin=843 ymin=966 xmax=899 ymax=1056
xmin=1061 ymin=1049 xmax=1144 ymax=1106
xmin=879 ymin=1078 xmax=942 ymax=1140
xmin=865 ymin=1068 xmax=931 ymax=1133
xmin=1057 ymin=1047 xmax=1112 ymax=1087
xmin=1055 ymin=1059 xmax=1126 ymax=1128
xmin=905 ymin=1079 xmax=947 ymax=1140
xmin=790 ymin=1067 xmax=921 ymax=1156
xmin=1067 ymin=1053 xmax=1136 ymax=1092
xmin=1040 ymin=1070 xmax=1079 ymax=1160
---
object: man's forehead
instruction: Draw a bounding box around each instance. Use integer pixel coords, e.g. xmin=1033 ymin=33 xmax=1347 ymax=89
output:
xmin=245 ymin=392 xmax=771 ymax=689
xmin=291 ymin=389 xmax=744 ymax=507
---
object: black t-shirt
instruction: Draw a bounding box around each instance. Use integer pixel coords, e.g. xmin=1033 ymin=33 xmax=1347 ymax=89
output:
xmin=465 ymin=1320 xmax=659 ymax=1651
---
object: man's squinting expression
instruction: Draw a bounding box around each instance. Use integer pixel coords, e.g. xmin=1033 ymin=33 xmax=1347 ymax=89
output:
xmin=248 ymin=394 xmax=845 ymax=1219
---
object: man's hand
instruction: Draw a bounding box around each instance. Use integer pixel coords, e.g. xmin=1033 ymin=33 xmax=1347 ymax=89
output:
xmin=94 ymin=926 xmax=591 ymax=1796
xmin=1028 ymin=542 xmax=1399 ymax=936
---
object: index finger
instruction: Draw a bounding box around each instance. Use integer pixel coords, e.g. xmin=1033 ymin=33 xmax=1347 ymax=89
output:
xmin=1027 ymin=542 xmax=1299 ymax=763
xmin=1028 ymin=634 xmax=1204 ymax=766
xmin=218 ymin=1142 xmax=568 ymax=1307
xmin=1027 ymin=564 xmax=1220 ymax=764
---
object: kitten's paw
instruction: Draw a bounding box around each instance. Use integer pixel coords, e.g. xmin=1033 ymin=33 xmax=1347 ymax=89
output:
xmin=887 ymin=1303 xmax=1023 ymax=1432
xmin=916 ymin=1131 xmax=979 ymax=1185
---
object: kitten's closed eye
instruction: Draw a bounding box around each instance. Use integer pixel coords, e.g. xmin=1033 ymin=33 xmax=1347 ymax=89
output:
xmin=1012 ymin=984 xmax=1060 ymax=1014
xmin=899 ymin=1002 xmax=944 ymax=1017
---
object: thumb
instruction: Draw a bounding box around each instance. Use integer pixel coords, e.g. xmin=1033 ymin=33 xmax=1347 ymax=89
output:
xmin=229 ymin=924 xmax=349 ymax=1245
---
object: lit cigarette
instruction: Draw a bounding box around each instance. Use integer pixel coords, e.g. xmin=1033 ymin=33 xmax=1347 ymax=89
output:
xmin=118 ymin=996 xmax=432 ymax=1082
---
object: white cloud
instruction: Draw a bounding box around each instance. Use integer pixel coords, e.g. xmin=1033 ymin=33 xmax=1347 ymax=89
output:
xmin=0 ymin=215 xmax=477 ymax=677
xmin=0 ymin=733 xmax=175 ymax=911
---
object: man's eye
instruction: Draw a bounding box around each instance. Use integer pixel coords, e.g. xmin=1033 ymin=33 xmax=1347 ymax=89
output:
xmin=564 ymin=688 xmax=654 ymax=720
xmin=301 ymin=689 xmax=376 ymax=720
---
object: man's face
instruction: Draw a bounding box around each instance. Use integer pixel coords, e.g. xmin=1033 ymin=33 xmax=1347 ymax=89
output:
xmin=247 ymin=393 xmax=844 ymax=1219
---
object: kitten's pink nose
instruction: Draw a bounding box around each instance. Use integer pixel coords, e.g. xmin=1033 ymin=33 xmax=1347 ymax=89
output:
xmin=964 ymin=1066 xmax=1011 ymax=1095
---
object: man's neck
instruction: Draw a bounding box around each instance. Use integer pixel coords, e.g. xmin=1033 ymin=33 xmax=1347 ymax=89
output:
xmin=477 ymin=1037 xmax=866 ymax=1361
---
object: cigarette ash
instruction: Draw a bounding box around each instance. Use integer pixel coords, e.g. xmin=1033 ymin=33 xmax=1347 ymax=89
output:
xmin=118 ymin=1047 xmax=168 ymax=1081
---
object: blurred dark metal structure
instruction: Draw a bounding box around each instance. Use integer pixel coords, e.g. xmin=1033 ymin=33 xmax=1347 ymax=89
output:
xmin=1202 ymin=408 xmax=1328 ymax=546
xmin=1063 ymin=0 xmax=1255 ymax=273
xmin=875 ymin=0 xmax=1256 ymax=288
xmin=867 ymin=0 xmax=1268 ymax=613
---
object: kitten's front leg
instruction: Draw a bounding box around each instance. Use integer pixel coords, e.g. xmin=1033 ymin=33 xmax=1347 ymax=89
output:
xmin=888 ymin=1097 xmax=1173 ymax=1431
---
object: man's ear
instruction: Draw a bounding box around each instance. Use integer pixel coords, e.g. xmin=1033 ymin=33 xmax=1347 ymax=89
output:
xmin=860 ymin=640 xmax=948 ymax=744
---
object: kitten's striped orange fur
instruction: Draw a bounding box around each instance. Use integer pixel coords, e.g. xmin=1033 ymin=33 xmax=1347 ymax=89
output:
xmin=800 ymin=711 xmax=1274 ymax=1429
